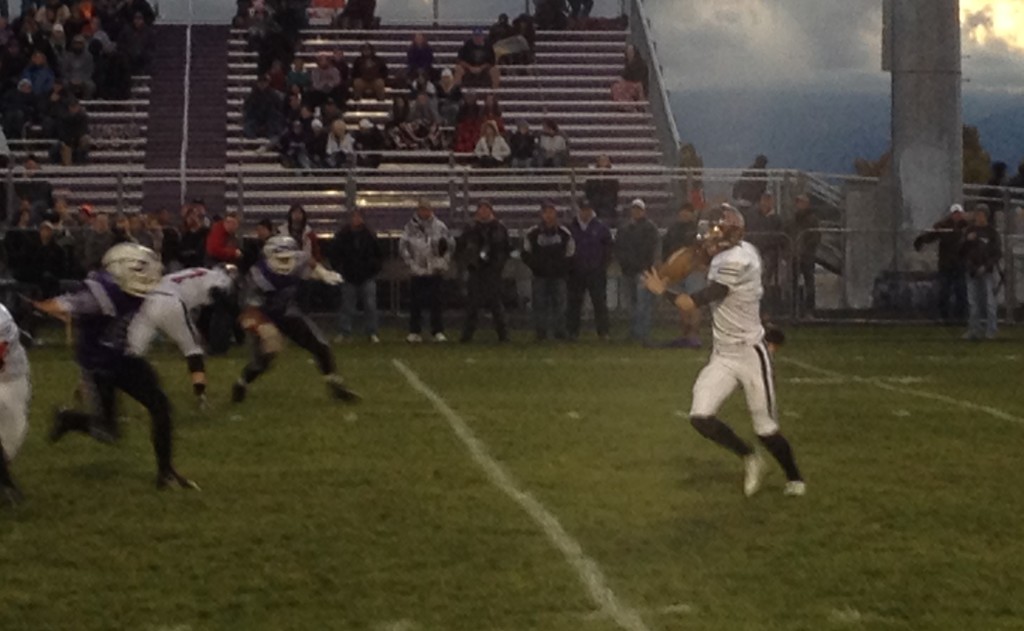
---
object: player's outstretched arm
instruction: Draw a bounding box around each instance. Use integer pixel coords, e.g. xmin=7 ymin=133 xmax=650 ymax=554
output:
xmin=30 ymin=298 xmax=71 ymax=323
xmin=642 ymin=267 xmax=697 ymax=313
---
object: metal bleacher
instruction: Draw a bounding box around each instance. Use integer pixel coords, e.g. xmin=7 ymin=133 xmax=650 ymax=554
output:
xmin=224 ymin=25 xmax=672 ymax=231
xmin=5 ymin=77 xmax=151 ymax=214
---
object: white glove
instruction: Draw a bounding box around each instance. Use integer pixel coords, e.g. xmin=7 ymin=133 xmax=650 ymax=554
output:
xmin=311 ymin=264 xmax=344 ymax=286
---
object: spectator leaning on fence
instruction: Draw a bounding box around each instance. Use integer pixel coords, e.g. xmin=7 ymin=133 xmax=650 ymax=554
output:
xmin=616 ymin=198 xmax=659 ymax=343
xmin=960 ymin=204 xmax=1001 ymax=341
xmin=522 ymin=201 xmax=575 ymax=342
xmin=566 ymin=198 xmax=613 ymax=341
xmin=330 ymin=209 xmax=383 ymax=343
xmin=400 ymin=200 xmax=454 ymax=343
xmin=791 ymin=194 xmax=821 ymax=315
xmin=457 ymin=200 xmax=511 ymax=343
xmin=913 ymin=204 xmax=968 ymax=323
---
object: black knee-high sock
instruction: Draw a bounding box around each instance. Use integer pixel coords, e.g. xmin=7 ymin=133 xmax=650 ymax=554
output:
xmin=759 ymin=433 xmax=802 ymax=481
xmin=0 ymin=444 xmax=14 ymax=488
xmin=241 ymin=353 xmax=273 ymax=385
xmin=149 ymin=393 xmax=174 ymax=474
xmin=691 ymin=416 xmax=754 ymax=458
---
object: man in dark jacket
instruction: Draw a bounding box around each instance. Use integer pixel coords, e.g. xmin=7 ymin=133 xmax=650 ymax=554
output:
xmin=566 ymin=199 xmax=612 ymax=340
xmin=914 ymin=203 xmax=968 ymax=323
xmin=177 ymin=205 xmax=209 ymax=269
xmin=51 ymin=98 xmax=90 ymax=165
xmin=522 ymin=201 xmax=574 ymax=341
xmin=791 ymin=194 xmax=821 ymax=315
xmin=615 ymin=198 xmax=659 ymax=342
xmin=732 ymin=154 xmax=768 ymax=209
xmin=583 ymin=154 xmax=620 ymax=222
xmin=457 ymin=200 xmax=510 ymax=343
xmin=662 ymin=202 xmax=698 ymax=257
xmin=960 ymin=204 xmax=1001 ymax=340
xmin=330 ymin=209 xmax=383 ymax=343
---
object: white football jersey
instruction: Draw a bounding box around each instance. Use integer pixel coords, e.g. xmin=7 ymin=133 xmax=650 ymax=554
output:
xmin=706 ymin=241 xmax=765 ymax=347
xmin=0 ymin=303 xmax=28 ymax=382
xmin=155 ymin=268 xmax=234 ymax=311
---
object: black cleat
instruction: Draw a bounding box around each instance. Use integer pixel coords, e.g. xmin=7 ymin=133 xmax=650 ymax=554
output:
xmin=325 ymin=376 xmax=361 ymax=403
xmin=49 ymin=409 xmax=71 ymax=444
xmin=2 ymin=483 xmax=24 ymax=508
xmin=156 ymin=469 xmax=200 ymax=491
xmin=231 ymin=382 xmax=247 ymax=403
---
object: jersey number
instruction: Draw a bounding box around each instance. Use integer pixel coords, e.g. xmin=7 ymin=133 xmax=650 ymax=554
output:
xmin=170 ymin=269 xmax=208 ymax=284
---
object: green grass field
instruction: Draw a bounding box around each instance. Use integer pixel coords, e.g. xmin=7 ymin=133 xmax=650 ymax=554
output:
xmin=2 ymin=325 xmax=1024 ymax=631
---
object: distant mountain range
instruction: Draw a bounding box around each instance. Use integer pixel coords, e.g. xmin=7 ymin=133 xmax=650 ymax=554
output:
xmin=669 ymin=88 xmax=1024 ymax=174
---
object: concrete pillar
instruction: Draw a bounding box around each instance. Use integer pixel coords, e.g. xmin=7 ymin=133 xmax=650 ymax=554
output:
xmin=887 ymin=0 xmax=963 ymax=238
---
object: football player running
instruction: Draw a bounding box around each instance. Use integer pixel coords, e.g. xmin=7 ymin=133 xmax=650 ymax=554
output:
xmin=32 ymin=243 xmax=198 ymax=490
xmin=643 ymin=204 xmax=805 ymax=497
xmin=232 ymin=235 xmax=359 ymax=403
xmin=127 ymin=266 xmax=237 ymax=408
xmin=0 ymin=303 xmax=31 ymax=507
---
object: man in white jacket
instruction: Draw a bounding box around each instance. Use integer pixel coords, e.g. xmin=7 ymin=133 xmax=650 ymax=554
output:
xmin=400 ymin=200 xmax=455 ymax=342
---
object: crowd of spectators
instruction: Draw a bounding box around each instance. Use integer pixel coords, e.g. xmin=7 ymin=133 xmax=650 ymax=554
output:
xmin=1 ymin=0 xmax=156 ymax=165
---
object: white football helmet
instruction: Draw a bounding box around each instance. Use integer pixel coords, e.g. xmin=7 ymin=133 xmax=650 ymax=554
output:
xmin=263 ymin=235 xmax=301 ymax=275
xmin=102 ymin=243 xmax=163 ymax=297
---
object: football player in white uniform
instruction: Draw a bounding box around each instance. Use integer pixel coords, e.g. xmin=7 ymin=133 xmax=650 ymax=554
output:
xmin=0 ymin=303 xmax=30 ymax=507
xmin=644 ymin=204 xmax=805 ymax=497
xmin=127 ymin=266 xmax=237 ymax=407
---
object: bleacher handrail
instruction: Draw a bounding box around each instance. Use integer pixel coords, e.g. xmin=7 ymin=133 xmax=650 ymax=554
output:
xmin=626 ymin=0 xmax=680 ymax=169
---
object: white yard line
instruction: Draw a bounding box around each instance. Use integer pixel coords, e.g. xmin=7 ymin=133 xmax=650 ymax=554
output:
xmin=392 ymin=359 xmax=653 ymax=631
xmin=781 ymin=357 xmax=1024 ymax=426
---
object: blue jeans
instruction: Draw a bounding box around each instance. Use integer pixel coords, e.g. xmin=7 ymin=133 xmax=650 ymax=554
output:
xmin=532 ymin=277 xmax=567 ymax=340
xmin=966 ymin=272 xmax=997 ymax=338
xmin=624 ymin=274 xmax=654 ymax=342
xmin=338 ymin=280 xmax=379 ymax=336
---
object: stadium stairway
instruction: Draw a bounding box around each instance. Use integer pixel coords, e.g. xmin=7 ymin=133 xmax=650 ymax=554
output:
xmin=224 ymin=25 xmax=673 ymax=232
xmin=184 ymin=26 xmax=230 ymax=215
xmin=142 ymin=25 xmax=187 ymax=214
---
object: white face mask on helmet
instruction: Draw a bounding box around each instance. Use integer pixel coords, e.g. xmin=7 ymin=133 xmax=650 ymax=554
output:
xmin=102 ymin=242 xmax=163 ymax=297
xmin=263 ymin=235 xmax=301 ymax=275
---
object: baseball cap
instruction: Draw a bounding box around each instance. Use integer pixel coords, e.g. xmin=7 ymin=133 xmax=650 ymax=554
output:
xmin=472 ymin=27 xmax=485 ymax=36
xmin=630 ymin=198 xmax=646 ymax=210
xmin=949 ymin=203 xmax=964 ymax=214
xmin=441 ymin=68 xmax=453 ymax=79
xmin=359 ymin=118 xmax=373 ymax=130
xmin=311 ymin=118 xmax=324 ymax=130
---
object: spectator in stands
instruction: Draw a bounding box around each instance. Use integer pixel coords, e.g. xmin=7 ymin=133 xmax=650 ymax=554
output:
xmin=400 ymin=199 xmax=454 ymax=343
xmin=584 ymin=154 xmax=620 ymax=222
xmin=9 ymin=156 xmax=52 ymax=222
xmin=36 ymin=2 xmax=70 ymax=36
xmin=61 ymin=34 xmax=95 ymax=98
xmin=566 ymin=198 xmax=612 ymax=341
xmin=480 ymin=93 xmax=503 ymax=131
xmin=120 ymin=0 xmax=156 ymax=27
xmin=914 ymin=203 xmax=969 ymax=323
xmin=336 ymin=0 xmax=376 ymax=30
xmin=51 ymin=98 xmax=90 ymax=165
xmin=961 ymin=204 xmax=1001 ymax=341
xmin=281 ymin=203 xmax=320 ymax=259
xmin=49 ymin=22 xmax=68 ymax=56
xmin=2 ymin=78 xmax=37 ymax=138
xmin=455 ymin=28 xmax=499 ymax=89
xmin=21 ymin=50 xmax=54 ymax=96
xmin=178 ymin=204 xmax=210 ymax=268
xmin=351 ymin=42 xmax=387 ymax=101
xmin=330 ymin=209 xmax=383 ymax=343
xmin=277 ymin=119 xmax=312 ymax=169
xmin=94 ymin=41 xmax=132 ymax=100
xmin=325 ymin=119 xmax=354 ymax=168
xmin=568 ymin=0 xmax=594 ymax=20
xmin=406 ymin=32 xmax=434 ymax=81
xmin=662 ymin=202 xmax=698 ymax=259
xmin=78 ymin=209 xmax=113 ymax=271
xmin=307 ymin=118 xmax=329 ymax=167
xmin=156 ymin=207 xmax=181 ymax=270
xmin=453 ymin=92 xmax=482 ymax=153
xmin=435 ymin=68 xmax=462 ymax=126
xmin=384 ymin=95 xmax=413 ymax=149
xmin=240 ymin=218 xmax=274 ymax=274
xmin=244 ymin=74 xmax=284 ymax=139
xmin=283 ymin=91 xmax=303 ymax=124
xmin=87 ymin=16 xmax=114 ymax=54
xmin=117 ymin=12 xmax=153 ymax=74
xmin=457 ymin=200 xmax=511 ymax=343
xmin=534 ymin=0 xmax=568 ymax=31
xmin=610 ymin=44 xmax=647 ymax=105
xmin=508 ymin=119 xmax=535 ymax=170
xmin=791 ymin=194 xmax=821 ymax=315
xmin=206 ymin=211 xmax=243 ymax=264
xmin=330 ymin=48 xmax=351 ymax=94
xmin=537 ymin=120 xmax=568 ymax=168
xmin=286 ymin=56 xmax=310 ymax=93
xmin=746 ymin=192 xmax=784 ymax=288
xmin=266 ymin=58 xmax=288 ymax=93
xmin=616 ymin=198 xmax=659 ymax=343
xmin=309 ymin=52 xmax=342 ymax=108
xmin=473 ymin=120 xmax=510 ymax=168
xmin=353 ymin=117 xmax=383 ymax=168
xmin=112 ymin=211 xmax=135 ymax=243
xmin=732 ymin=154 xmax=769 ymax=209
xmin=405 ymin=89 xmax=443 ymax=150
xmin=320 ymin=98 xmax=342 ymax=127
xmin=488 ymin=14 xmax=514 ymax=49
xmin=39 ymin=78 xmax=71 ymax=138
xmin=492 ymin=13 xmax=532 ymax=67
xmin=407 ymin=68 xmax=435 ymax=100
xmin=129 ymin=212 xmax=158 ymax=250
xmin=522 ymin=201 xmax=574 ymax=341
